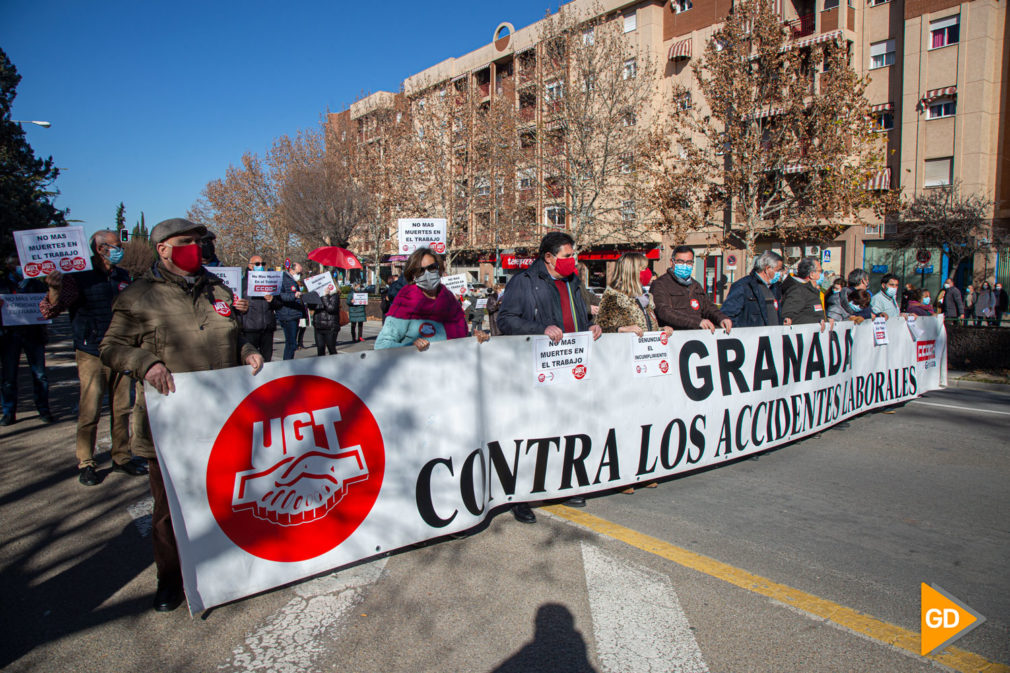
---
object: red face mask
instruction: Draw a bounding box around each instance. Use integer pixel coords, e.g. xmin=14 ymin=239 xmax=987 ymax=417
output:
xmin=553 ymin=256 xmax=577 ymax=277
xmin=169 ymin=243 xmax=203 ymax=274
xmin=639 ymin=269 xmax=653 ymax=287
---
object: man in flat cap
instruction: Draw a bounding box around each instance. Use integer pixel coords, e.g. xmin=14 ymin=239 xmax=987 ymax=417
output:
xmin=100 ymin=218 xmax=264 ymax=612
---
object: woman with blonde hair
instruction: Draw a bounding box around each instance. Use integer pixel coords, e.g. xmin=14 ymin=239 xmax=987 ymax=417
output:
xmin=596 ymin=253 xmax=673 ymax=494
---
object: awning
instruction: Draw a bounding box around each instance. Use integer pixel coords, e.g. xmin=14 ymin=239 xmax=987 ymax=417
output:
xmin=865 ymin=167 xmax=892 ymax=190
xmin=784 ymin=29 xmax=844 ymax=51
xmin=923 ymin=85 xmax=956 ymax=102
xmin=871 ymin=102 xmax=894 ymax=112
xmin=668 ymin=38 xmax=692 ymax=61
xmin=742 ymin=107 xmax=784 ymax=121
xmin=782 ymin=163 xmax=808 ymax=174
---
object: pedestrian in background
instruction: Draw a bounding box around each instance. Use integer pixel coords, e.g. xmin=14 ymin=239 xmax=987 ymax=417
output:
xmin=0 ymin=257 xmax=52 ymax=426
xmin=576 ymin=262 xmax=600 ymax=317
xmin=964 ymin=284 xmax=975 ymax=321
xmin=994 ymin=281 xmax=1008 ymax=326
xmin=941 ymin=278 xmax=965 ymax=322
xmin=346 ymin=284 xmax=367 ymax=342
xmin=238 ymin=255 xmax=279 ymax=362
xmin=484 ymin=283 xmax=505 ymax=336
xmin=39 ymin=229 xmax=146 ymax=485
xmin=721 ymin=251 xmax=790 ymax=328
xmin=975 ymin=281 xmax=996 ymax=326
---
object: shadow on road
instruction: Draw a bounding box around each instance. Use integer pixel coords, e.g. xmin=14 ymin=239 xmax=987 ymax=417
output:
xmin=492 ymin=603 xmax=598 ymax=673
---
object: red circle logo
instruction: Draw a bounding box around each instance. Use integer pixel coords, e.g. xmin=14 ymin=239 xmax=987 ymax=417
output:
xmin=538 ymin=373 xmax=546 ymax=383
xmin=690 ymin=298 xmax=700 ymax=310
xmin=206 ymin=375 xmax=385 ymax=562
xmin=24 ymin=262 xmax=41 ymax=277
xmin=41 ymin=260 xmax=56 ymax=274
xmin=659 ymin=359 xmax=669 ymax=373
xmin=572 ymin=364 xmax=587 ymax=380
xmin=418 ymin=322 xmax=437 ymax=337
xmin=59 ymin=257 xmax=74 ymax=271
xmin=213 ymin=300 xmax=232 ymax=317
xmin=635 ymin=365 xmax=642 ymax=374
xmin=433 ymin=242 xmax=445 ymax=254
xmin=72 ymin=256 xmax=87 ymax=271
xmin=660 ymin=332 xmax=669 ymax=345
xmin=402 ymin=245 xmax=409 ymax=252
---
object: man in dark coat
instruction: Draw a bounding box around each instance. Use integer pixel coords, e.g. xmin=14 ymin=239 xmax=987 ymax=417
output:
xmin=651 ymin=245 xmax=731 ymax=333
xmin=941 ymin=278 xmax=965 ymax=321
xmin=238 ymin=255 xmax=280 ymax=362
xmin=995 ymin=281 xmax=1008 ymax=326
xmin=497 ymin=231 xmax=601 ymax=522
xmin=781 ymin=256 xmax=832 ymax=326
xmin=721 ymin=251 xmax=791 ymax=328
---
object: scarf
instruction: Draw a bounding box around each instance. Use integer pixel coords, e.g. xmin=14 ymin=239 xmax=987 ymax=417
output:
xmin=386 ymin=283 xmax=468 ymax=339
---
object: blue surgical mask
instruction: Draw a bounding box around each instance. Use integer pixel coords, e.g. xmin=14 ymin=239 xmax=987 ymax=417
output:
xmin=922 ymin=296 xmax=931 ymax=305
xmin=885 ymin=287 xmax=896 ymax=298
xmin=818 ymin=275 xmax=832 ymax=290
xmin=847 ymin=300 xmax=862 ymax=313
xmin=106 ymin=246 xmax=124 ymax=264
xmin=673 ymin=263 xmax=693 ymax=280
xmin=253 ymin=264 xmax=265 ymax=271
xmin=771 ymin=271 xmax=782 ymax=284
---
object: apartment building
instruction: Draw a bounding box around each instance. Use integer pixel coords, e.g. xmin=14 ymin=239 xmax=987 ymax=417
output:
xmin=328 ymin=0 xmax=1008 ymax=296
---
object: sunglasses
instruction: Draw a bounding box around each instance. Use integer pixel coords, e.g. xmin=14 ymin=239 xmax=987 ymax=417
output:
xmin=420 ymin=262 xmax=439 ymax=273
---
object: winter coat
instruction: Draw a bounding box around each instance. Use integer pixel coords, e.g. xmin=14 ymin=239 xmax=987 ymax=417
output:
xmin=596 ymin=287 xmax=657 ymax=333
xmin=941 ymin=285 xmax=964 ymax=317
xmin=275 ymin=272 xmax=306 ymax=323
xmin=975 ymin=289 xmax=996 ymax=317
xmin=99 ymin=264 xmax=258 ymax=458
xmin=497 ymin=258 xmax=594 ymax=335
xmin=484 ymin=293 xmax=503 ymax=336
xmin=996 ymin=288 xmax=1009 ymax=313
xmin=779 ymin=277 xmax=825 ymax=325
xmin=381 ymin=277 xmax=406 ymax=314
xmin=346 ymin=292 xmax=367 ymax=322
xmin=906 ymin=301 xmax=934 ymax=316
xmin=720 ymin=271 xmax=782 ymax=328
xmin=651 ymin=270 xmax=726 ymax=329
xmin=374 ymin=284 xmax=467 ymax=349
xmin=311 ymin=292 xmax=342 ymax=331
xmin=827 ymin=288 xmax=872 ymax=321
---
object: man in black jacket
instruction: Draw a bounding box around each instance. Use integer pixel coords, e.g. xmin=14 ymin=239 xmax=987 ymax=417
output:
xmin=238 ymin=255 xmax=280 ymax=361
xmin=497 ymin=231 xmax=601 ymax=522
xmin=780 ymin=256 xmax=833 ymax=328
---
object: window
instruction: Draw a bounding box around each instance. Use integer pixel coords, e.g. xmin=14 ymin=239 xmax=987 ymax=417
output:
xmin=823 ymin=0 xmax=839 ymax=9
xmin=623 ymin=58 xmax=637 ymax=80
xmin=621 ymin=200 xmax=636 ymax=222
xmin=582 ymin=73 xmax=597 ymax=92
xmin=674 ymin=0 xmax=693 ymax=13
xmin=545 ymin=205 xmax=566 ymax=228
xmin=545 ymin=79 xmax=564 ymax=102
xmin=517 ymin=168 xmax=535 ymax=190
xmin=930 ymin=16 xmax=959 ymax=49
xmin=395 ymin=112 xmax=403 ymax=124
xmin=622 ymin=110 xmax=637 ymax=126
xmin=927 ymin=98 xmax=955 ymax=119
xmin=869 ymin=39 xmax=895 ymax=69
xmin=582 ymin=27 xmax=595 ymax=45
xmin=872 ymin=111 xmax=894 ymax=131
xmin=624 ymin=11 xmax=637 ymax=32
xmin=476 ymin=176 xmax=491 ymax=196
xmin=868 ymin=0 xmax=889 ymax=5
xmin=924 ymin=157 xmax=952 ymax=187
xmin=676 ymin=91 xmax=693 ymax=110
xmin=620 ymin=153 xmax=633 ymax=173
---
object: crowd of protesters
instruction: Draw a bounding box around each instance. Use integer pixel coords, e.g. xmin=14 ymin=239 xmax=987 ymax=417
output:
xmin=1 ymin=219 xmax=1006 ymax=613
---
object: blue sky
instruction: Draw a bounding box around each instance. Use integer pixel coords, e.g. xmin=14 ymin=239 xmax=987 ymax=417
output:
xmin=2 ymin=0 xmax=551 ymax=237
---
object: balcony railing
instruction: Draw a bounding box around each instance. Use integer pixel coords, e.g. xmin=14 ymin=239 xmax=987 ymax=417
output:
xmin=519 ymin=106 xmax=537 ymax=122
xmin=788 ymin=13 xmax=816 ymax=39
xmin=478 ymin=82 xmax=491 ymax=98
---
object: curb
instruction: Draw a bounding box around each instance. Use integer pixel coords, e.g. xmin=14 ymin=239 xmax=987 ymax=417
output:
xmin=943 ymin=378 xmax=1010 ymax=394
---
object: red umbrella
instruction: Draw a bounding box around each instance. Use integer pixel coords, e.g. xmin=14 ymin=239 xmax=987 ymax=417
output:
xmin=308 ymin=246 xmax=363 ymax=269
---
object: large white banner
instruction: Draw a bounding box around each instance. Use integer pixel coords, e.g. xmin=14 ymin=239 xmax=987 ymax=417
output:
xmin=146 ymin=318 xmax=947 ymax=612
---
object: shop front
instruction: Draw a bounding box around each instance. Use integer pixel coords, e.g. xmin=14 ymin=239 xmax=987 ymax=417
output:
xmin=862 ymin=243 xmax=947 ymax=297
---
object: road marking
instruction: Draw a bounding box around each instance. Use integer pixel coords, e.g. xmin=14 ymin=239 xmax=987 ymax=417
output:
xmin=582 ymin=542 xmax=708 ymax=673
xmin=910 ymin=400 xmax=1010 ymax=416
xmin=545 ymin=506 xmax=1010 ymax=673
xmin=221 ymin=558 xmax=386 ymax=673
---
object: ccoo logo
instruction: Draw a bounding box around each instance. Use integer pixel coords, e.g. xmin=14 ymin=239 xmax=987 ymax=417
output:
xmin=207 ymin=375 xmax=385 ymax=562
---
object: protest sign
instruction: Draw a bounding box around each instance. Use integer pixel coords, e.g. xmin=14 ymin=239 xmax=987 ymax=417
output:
xmin=0 ymin=294 xmax=50 ymax=326
xmin=476 ymin=298 xmax=488 ymax=309
xmin=146 ymin=318 xmax=947 ymax=612
xmin=305 ymin=272 xmax=336 ymax=296
xmin=351 ymin=293 xmax=368 ymax=306
xmin=631 ymin=331 xmax=673 ymax=378
xmin=906 ymin=316 xmax=925 ymax=341
xmin=440 ymin=274 xmax=467 ymax=295
xmin=397 ymin=218 xmax=446 ymax=255
xmin=872 ymin=317 xmax=889 ymax=345
xmin=246 ymin=271 xmax=282 ymax=298
xmin=14 ymin=226 xmax=92 ymax=277
xmin=531 ymin=332 xmax=593 ymax=385
xmin=205 ymin=267 xmax=243 ymax=298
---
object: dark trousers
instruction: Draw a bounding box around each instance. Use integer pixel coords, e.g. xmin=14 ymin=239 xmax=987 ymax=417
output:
xmin=350 ymin=321 xmax=362 ymax=341
xmin=278 ymin=319 xmax=299 ymax=360
xmin=296 ymin=324 xmax=307 ymax=348
xmin=148 ymin=458 xmax=182 ymax=587
xmin=1 ymin=329 xmax=49 ymax=417
xmin=315 ymin=328 xmax=339 ymax=355
xmin=241 ymin=328 xmax=275 ymax=362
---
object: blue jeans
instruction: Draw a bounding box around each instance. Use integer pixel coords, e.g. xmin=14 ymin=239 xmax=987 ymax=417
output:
xmin=1 ymin=328 xmax=49 ymax=417
xmin=278 ymin=319 xmax=299 ymax=360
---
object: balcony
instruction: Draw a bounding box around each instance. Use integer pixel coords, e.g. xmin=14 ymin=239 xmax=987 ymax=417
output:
xmin=478 ymin=82 xmax=491 ymax=98
xmin=788 ymin=13 xmax=815 ymax=39
xmin=519 ymin=106 xmax=537 ymax=123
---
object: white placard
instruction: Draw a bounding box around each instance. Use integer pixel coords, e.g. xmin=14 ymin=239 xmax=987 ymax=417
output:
xmin=351 ymin=292 xmax=368 ymax=306
xmin=440 ymin=273 xmax=468 ymax=295
xmin=0 ymin=293 xmax=50 ymax=326
xmin=205 ymin=267 xmax=243 ymax=297
xmin=906 ymin=316 xmax=925 ymax=341
xmin=532 ymin=332 xmax=593 ymax=385
xmin=246 ymin=271 xmax=283 ymax=298
xmin=631 ymin=331 xmax=673 ymax=378
xmin=305 ymin=272 xmax=336 ymax=296
xmin=14 ymin=226 xmax=93 ymax=277
xmin=872 ymin=317 xmax=889 ymax=345
xmin=397 ymin=218 xmax=447 ymax=255
xmin=475 ymin=298 xmax=488 ymax=309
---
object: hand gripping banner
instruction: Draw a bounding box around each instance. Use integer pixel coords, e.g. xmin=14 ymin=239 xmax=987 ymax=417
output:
xmin=145 ymin=318 xmax=947 ymax=612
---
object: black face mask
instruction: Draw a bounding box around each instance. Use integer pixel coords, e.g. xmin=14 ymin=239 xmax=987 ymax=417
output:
xmin=201 ymin=240 xmax=216 ymax=260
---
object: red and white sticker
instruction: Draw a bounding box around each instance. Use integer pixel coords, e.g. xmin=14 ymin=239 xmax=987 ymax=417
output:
xmin=660 ymin=332 xmax=669 ymax=345
xmin=773 ymin=299 xmax=779 ymax=310
xmin=213 ymin=300 xmax=232 ymax=317
xmin=118 ymin=282 xmax=130 ymax=292
xmin=418 ymin=322 xmax=437 ymax=337
xmin=24 ymin=262 xmax=41 ymax=277
xmin=690 ymin=298 xmax=700 ymax=311
xmin=59 ymin=257 xmax=74 ymax=271
xmin=659 ymin=359 xmax=669 ymax=374
xmin=40 ymin=260 xmax=56 ymax=274
xmin=433 ymin=242 xmax=446 ymax=254
xmin=572 ymin=364 xmax=587 ymax=380
xmin=71 ymin=256 xmax=87 ymax=271
xmin=206 ymin=375 xmax=385 ymax=562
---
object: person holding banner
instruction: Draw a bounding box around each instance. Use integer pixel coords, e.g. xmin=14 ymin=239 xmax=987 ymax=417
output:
xmin=596 ymin=253 xmax=672 ymax=340
xmin=651 ymin=245 xmax=731 ymax=333
xmin=375 ymin=248 xmax=486 ymax=351
xmin=0 ymin=258 xmax=52 ymax=426
xmin=99 ymin=218 xmax=263 ymax=612
xmin=906 ymin=287 xmax=934 ymax=316
xmin=497 ymin=232 xmax=601 ymax=521
xmin=720 ymin=251 xmax=790 ymax=328
xmin=38 ymin=229 xmax=145 ymax=485
xmin=781 ymin=257 xmax=833 ymax=328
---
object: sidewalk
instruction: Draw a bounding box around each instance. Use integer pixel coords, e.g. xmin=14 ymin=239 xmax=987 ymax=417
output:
xmin=945 ymin=369 xmax=1010 ymax=393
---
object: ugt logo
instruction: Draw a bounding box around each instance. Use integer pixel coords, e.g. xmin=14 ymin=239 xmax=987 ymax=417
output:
xmin=207 ymin=376 xmax=384 ymax=562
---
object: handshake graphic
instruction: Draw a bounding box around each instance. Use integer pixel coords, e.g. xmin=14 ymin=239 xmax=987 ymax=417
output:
xmin=232 ymin=405 xmax=369 ymax=526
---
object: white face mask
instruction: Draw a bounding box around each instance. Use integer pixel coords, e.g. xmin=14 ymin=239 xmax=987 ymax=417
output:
xmin=290 ymin=271 xmax=301 ymax=281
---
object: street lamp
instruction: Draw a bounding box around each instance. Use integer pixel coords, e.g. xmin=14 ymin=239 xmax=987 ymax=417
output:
xmin=12 ymin=120 xmax=51 ymax=128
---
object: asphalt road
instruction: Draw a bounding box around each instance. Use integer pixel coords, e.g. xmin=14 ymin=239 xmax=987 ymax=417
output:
xmin=1 ymin=318 xmax=1007 ymax=673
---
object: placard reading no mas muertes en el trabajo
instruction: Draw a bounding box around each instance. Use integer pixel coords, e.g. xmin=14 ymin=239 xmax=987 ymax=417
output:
xmin=205 ymin=267 xmax=243 ymax=298
xmin=631 ymin=331 xmax=674 ymax=378
xmin=14 ymin=226 xmax=93 ymax=277
xmin=397 ymin=218 xmax=446 ymax=255
xmin=532 ymin=332 xmax=593 ymax=385
xmin=304 ymin=272 xmax=336 ymax=296
xmin=0 ymin=294 xmax=51 ymax=326
xmin=246 ymin=270 xmax=283 ymax=298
